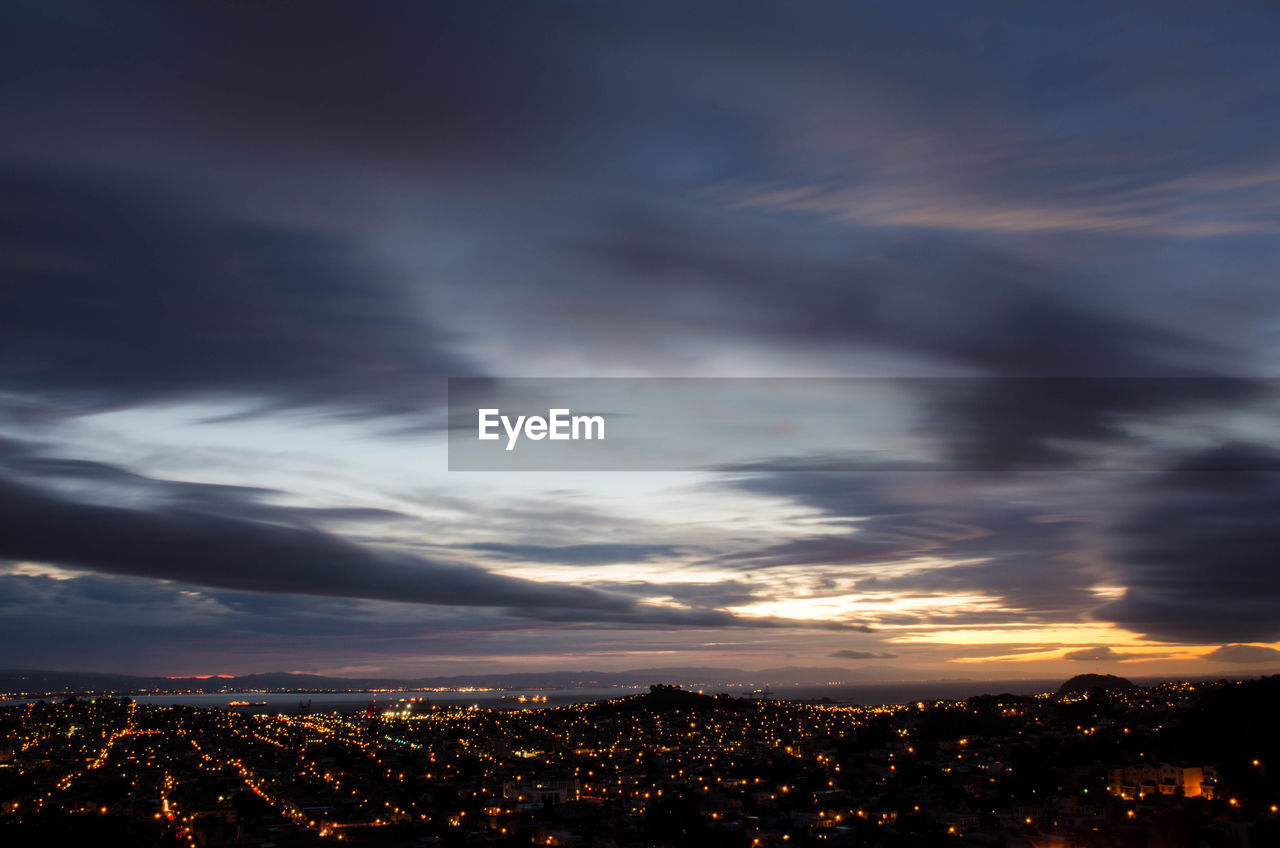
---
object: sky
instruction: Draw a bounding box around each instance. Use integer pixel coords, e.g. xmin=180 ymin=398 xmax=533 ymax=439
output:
xmin=4 ymin=1 xmax=1280 ymax=681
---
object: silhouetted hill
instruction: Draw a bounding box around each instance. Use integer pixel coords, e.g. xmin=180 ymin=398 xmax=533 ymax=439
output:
xmin=1056 ymin=673 xmax=1137 ymax=697
xmin=586 ymin=685 xmax=745 ymax=717
xmin=1166 ymin=675 xmax=1280 ymax=765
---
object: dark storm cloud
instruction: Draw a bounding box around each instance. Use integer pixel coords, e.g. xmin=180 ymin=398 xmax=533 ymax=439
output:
xmin=3 ymin=2 xmax=1272 ymax=447
xmin=926 ymin=378 xmax=1269 ymax=471
xmin=829 ymin=650 xmax=896 ymax=660
xmin=1097 ymin=444 xmax=1280 ymax=643
xmin=0 ymin=572 xmax=235 ymax=671
xmin=0 ymin=170 xmax=472 ymax=416
xmin=0 ymin=571 xmax=545 ymax=671
xmin=568 ymin=217 xmax=1267 ymax=469
xmin=2 ymin=2 xmax=774 ymax=204
xmin=1203 ymin=644 xmax=1280 ymax=664
xmin=2 ymin=3 xmax=591 ymax=169
xmin=726 ymin=471 xmax=913 ymax=519
xmin=0 ymin=438 xmax=644 ymax=616
xmin=566 ymin=224 xmax=1214 ymax=376
xmin=0 ymin=468 xmax=628 ymax=612
xmin=11 ymin=2 xmax=1280 ymax=208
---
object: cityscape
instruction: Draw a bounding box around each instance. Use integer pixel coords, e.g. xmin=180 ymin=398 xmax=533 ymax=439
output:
xmin=6 ymin=3 xmax=1280 ymax=848
xmin=3 ymin=674 xmax=1279 ymax=846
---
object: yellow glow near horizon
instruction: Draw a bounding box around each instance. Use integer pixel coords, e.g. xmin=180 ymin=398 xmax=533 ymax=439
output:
xmin=728 ymin=592 xmax=1003 ymax=622
xmin=950 ymin=645 xmax=1219 ymax=664
xmin=887 ymin=622 xmax=1148 ymax=646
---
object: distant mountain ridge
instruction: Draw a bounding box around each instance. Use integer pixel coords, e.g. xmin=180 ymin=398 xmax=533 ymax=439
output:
xmin=0 ymin=666 xmax=862 ymax=695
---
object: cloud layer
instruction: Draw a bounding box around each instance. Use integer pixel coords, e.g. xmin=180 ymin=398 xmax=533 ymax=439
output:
xmin=3 ymin=1 xmax=1280 ymax=674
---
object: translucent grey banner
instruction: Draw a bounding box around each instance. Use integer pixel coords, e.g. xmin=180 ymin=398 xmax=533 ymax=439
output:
xmin=447 ymin=377 xmax=1280 ymax=472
